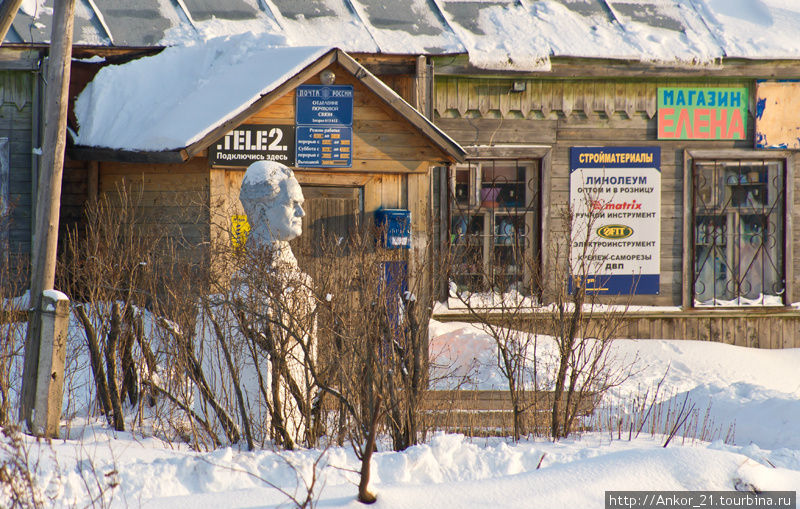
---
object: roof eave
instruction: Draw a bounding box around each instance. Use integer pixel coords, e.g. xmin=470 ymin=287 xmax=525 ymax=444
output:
xmin=69 ymin=146 xmax=187 ymax=164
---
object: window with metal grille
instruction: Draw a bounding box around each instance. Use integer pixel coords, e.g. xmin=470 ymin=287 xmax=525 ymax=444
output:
xmin=449 ymin=160 xmax=540 ymax=297
xmin=692 ymin=159 xmax=786 ymax=306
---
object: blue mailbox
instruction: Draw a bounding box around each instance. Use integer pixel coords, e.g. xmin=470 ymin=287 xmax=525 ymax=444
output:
xmin=374 ymin=208 xmax=411 ymax=249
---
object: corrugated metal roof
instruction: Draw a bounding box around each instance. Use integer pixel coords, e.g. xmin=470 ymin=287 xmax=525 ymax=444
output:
xmin=12 ymin=0 xmax=108 ymax=45
xmin=438 ymin=1 xmax=515 ymax=35
xmin=552 ymin=0 xmax=614 ymax=22
xmin=610 ymin=1 xmax=686 ymax=33
xmin=266 ymin=0 xmax=379 ymax=52
xmin=92 ymin=0 xmax=180 ymax=46
xmin=271 ymin=0 xmax=339 ymax=21
xmin=351 ymin=0 xmax=462 ymax=53
xmin=6 ymin=0 xmax=800 ymax=67
xmin=182 ymin=0 xmax=261 ymax=22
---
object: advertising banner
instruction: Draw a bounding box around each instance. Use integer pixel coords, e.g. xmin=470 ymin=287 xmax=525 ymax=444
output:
xmin=209 ymin=124 xmax=295 ymax=166
xmin=569 ymin=147 xmax=661 ymax=295
xmin=657 ymin=87 xmax=747 ymax=140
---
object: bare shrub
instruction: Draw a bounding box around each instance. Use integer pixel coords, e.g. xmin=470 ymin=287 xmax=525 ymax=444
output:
xmin=275 ymin=224 xmax=441 ymax=503
xmin=0 ymin=425 xmax=49 ymax=508
xmin=60 ymin=186 xmax=161 ymax=432
xmin=539 ymin=204 xmax=635 ymax=439
xmin=59 ymin=183 xmax=217 ymax=444
xmin=589 ymin=371 xmax=736 ymax=447
xmin=55 ymin=176 xmax=445 ymax=505
xmin=0 ymin=203 xmax=28 ymax=428
xmin=0 ymin=261 xmax=27 ymax=429
xmin=450 ymin=191 xmax=635 ymax=440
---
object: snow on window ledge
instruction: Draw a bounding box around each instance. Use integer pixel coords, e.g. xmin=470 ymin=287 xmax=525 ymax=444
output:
xmin=694 ymin=293 xmax=785 ymax=308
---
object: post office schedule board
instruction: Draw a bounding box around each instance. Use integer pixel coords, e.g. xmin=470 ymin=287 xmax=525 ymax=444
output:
xmin=296 ymin=85 xmax=354 ymax=167
xmin=296 ymin=126 xmax=352 ymax=167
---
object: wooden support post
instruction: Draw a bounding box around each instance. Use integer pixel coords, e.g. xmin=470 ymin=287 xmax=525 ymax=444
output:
xmin=413 ymin=55 xmax=432 ymax=119
xmin=30 ymin=290 xmax=69 ymax=436
xmin=20 ymin=0 xmax=75 ymax=436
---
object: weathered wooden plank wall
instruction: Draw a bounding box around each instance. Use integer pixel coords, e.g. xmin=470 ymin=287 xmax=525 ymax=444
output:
xmin=433 ymin=76 xmax=800 ymax=344
xmin=1 ymin=71 xmax=35 ymax=265
xmin=435 ymin=311 xmax=800 ymax=348
xmin=59 ymin=158 xmax=89 ymax=242
xmin=97 ymin=158 xmax=210 ymax=253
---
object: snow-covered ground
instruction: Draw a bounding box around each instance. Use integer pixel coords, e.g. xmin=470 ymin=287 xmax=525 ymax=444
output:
xmin=3 ymin=319 xmax=800 ymax=508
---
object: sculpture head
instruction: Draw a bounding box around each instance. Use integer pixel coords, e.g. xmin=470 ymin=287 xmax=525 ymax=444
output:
xmin=239 ymin=161 xmax=305 ymax=247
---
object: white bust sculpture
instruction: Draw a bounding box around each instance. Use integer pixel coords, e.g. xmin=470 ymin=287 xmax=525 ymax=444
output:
xmin=237 ymin=160 xmax=314 ymax=445
xmin=239 ymin=160 xmax=306 ymax=252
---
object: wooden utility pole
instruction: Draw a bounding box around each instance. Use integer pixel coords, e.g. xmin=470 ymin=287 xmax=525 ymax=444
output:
xmin=0 ymin=0 xmax=24 ymax=44
xmin=19 ymin=0 xmax=76 ymax=436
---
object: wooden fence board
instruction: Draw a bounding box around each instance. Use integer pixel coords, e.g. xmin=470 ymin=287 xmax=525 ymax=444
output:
xmin=733 ymin=317 xmax=746 ymax=347
xmin=722 ymin=318 xmax=735 ymax=345
xmin=421 ymin=390 xmax=597 ymax=436
xmin=747 ymin=320 xmax=760 ymax=348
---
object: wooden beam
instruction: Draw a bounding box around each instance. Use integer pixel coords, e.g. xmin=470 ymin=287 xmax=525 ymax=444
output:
xmin=0 ymin=57 xmax=39 ymax=70
xmin=68 ymin=146 xmax=186 ymax=164
xmin=434 ymin=54 xmax=800 ymax=80
xmin=351 ymin=53 xmax=417 ymax=75
xmin=463 ymin=144 xmax=551 ymax=160
xmin=682 ymin=149 xmax=692 ymax=310
xmin=539 ymin=148 xmax=552 ymax=302
xmin=0 ymin=0 xmax=23 ymax=46
xmin=785 ymin=153 xmax=794 ymax=306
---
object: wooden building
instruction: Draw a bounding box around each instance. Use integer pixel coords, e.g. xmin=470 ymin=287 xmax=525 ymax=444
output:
xmin=431 ymin=56 xmax=800 ymax=347
xmin=68 ymin=47 xmax=463 ymax=278
xmin=9 ymin=0 xmax=800 ymax=348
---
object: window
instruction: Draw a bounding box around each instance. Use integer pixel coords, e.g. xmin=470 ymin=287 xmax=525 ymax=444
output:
xmin=691 ymin=158 xmax=787 ymax=306
xmin=449 ymin=160 xmax=539 ymax=295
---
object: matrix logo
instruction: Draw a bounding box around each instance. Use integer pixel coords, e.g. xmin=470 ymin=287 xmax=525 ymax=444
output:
xmin=597 ymin=225 xmax=633 ymax=239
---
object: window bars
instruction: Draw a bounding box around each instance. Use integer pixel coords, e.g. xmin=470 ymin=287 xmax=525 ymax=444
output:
xmin=692 ymin=159 xmax=785 ymax=306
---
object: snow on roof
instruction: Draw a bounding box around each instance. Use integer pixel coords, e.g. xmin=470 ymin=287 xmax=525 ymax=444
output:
xmin=349 ymin=0 xmax=463 ymax=54
xmin=73 ymin=37 xmax=330 ymax=151
xmin=9 ymin=0 xmax=800 ymax=69
xmin=690 ymin=0 xmax=800 ymax=60
xmin=266 ymin=0 xmax=379 ymax=52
